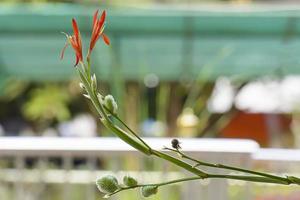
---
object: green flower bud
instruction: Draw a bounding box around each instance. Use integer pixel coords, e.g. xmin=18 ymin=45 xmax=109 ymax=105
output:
xmin=96 ymin=175 xmax=119 ymax=194
xmin=104 ymin=95 xmax=118 ymax=115
xmin=123 ymin=175 xmax=138 ymax=187
xmin=141 ymin=185 xmax=158 ymax=197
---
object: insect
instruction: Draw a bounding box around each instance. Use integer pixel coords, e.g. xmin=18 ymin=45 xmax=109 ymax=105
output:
xmin=171 ymin=139 xmax=181 ymax=149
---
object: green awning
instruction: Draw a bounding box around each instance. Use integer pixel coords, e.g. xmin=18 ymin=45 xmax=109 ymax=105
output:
xmin=1 ymin=3 xmax=300 ymax=83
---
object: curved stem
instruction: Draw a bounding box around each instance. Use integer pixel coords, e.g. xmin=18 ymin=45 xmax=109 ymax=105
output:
xmin=101 ymin=103 xmax=290 ymax=185
xmin=107 ymin=176 xmax=202 ymax=197
xmin=151 ymin=149 xmax=208 ymax=177
xmin=77 ymin=66 xmax=151 ymax=155
xmin=103 ymin=106 xmax=152 ymax=151
xmin=102 ymin=106 xmax=208 ymax=177
xmin=77 ymin=64 xmax=208 ymax=176
xmin=165 ymin=147 xmax=290 ymax=183
xmin=206 ymin=174 xmax=290 ymax=185
xmin=77 ymin=62 xmax=297 ymax=199
xmin=107 ymin=172 xmax=291 ymax=198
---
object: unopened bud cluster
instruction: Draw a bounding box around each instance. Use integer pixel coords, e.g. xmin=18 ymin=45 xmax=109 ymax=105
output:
xmin=96 ymin=175 xmax=158 ymax=198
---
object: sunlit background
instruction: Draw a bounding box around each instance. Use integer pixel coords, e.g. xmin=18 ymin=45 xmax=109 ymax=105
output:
xmin=1 ymin=0 xmax=300 ymax=199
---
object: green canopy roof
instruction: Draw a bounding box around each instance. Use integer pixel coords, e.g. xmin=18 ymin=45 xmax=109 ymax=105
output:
xmin=1 ymin=3 xmax=300 ymax=83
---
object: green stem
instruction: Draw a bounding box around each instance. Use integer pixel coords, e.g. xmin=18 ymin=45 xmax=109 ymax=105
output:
xmin=103 ymin=106 xmax=152 ymax=151
xmin=107 ymin=172 xmax=291 ymax=198
xmin=101 ymin=106 xmax=208 ymax=177
xmin=77 ymin=64 xmax=208 ymax=176
xmin=206 ymin=174 xmax=290 ymax=185
xmin=77 ymin=65 xmax=151 ymax=155
xmin=165 ymin=148 xmax=290 ymax=183
xmin=77 ymin=62 xmax=296 ymax=198
xmin=107 ymin=176 xmax=202 ymax=197
xmin=101 ymin=119 xmax=151 ymax=155
xmin=151 ymin=150 xmax=208 ymax=178
xmin=87 ymin=60 xmax=91 ymax=81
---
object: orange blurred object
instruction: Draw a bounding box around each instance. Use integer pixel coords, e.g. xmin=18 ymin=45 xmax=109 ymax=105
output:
xmin=221 ymin=112 xmax=291 ymax=147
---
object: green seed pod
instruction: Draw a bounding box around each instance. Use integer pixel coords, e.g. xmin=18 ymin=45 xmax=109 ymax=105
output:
xmin=104 ymin=95 xmax=118 ymax=115
xmin=141 ymin=185 xmax=158 ymax=197
xmin=123 ymin=175 xmax=138 ymax=187
xmin=96 ymin=175 xmax=119 ymax=194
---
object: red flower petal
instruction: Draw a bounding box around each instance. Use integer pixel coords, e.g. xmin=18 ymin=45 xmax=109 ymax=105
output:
xmin=99 ymin=10 xmax=106 ymax=28
xmin=72 ymin=19 xmax=79 ymax=42
xmin=70 ymin=20 xmax=83 ymax=62
xmin=102 ymin=33 xmax=110 ymax=45
xmin=94 ymin=11 xmax=106 ymax=40
xmin=88 ymin=10 xmax=109 ymax=59
xmin=69 ymin=36 xmax=78 ymax=51
xmin=72 ymin=19 xmax=82 ymax=55
xmin=92 ymin=10 xmax=99 ymax=31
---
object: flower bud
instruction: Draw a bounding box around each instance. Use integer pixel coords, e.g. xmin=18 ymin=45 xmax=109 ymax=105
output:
xmin=141 ymin=185 xmax=158 ymax=197
xmin=123 ymin=175 xmax=138 ymax=187
xmin=96 ymin=175 xmax=119 ymax=194
xmin=104 ymin=95 xmax=118 ymax=115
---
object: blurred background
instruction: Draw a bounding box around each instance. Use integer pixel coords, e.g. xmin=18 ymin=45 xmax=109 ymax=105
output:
xmin=1 ymin=0 xmax=300 ymax=199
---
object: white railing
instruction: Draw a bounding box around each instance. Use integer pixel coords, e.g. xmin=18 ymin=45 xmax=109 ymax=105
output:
xmin=0 ymin=137 xmax=298 ymax=200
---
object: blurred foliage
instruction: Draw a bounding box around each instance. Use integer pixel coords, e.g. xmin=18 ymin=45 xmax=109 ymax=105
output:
xmin=1 ymin=79 xmax=29 ymax=101
xmin=177 ymin=46 xmax=238 ymax=137
xmin=22 ymin=84 xmax=71 ymax=123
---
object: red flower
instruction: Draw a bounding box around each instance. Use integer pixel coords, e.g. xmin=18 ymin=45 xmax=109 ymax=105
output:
xmin=87 ymin=10 xmax=110 ymax=60
xmin=61 ymin=18 xmax=83 ymax=66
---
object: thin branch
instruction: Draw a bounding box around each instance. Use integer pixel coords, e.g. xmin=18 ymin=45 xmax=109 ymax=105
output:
xmin=164 ymin=147 xmax=290 ymax=184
